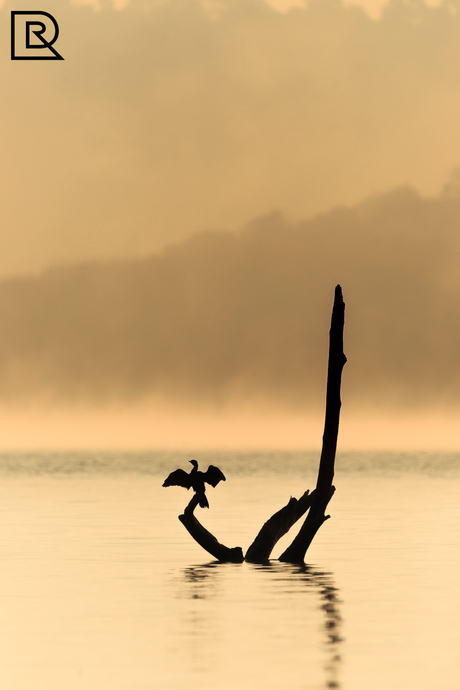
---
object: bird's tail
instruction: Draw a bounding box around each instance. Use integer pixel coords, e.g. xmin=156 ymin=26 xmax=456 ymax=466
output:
xmin=198 ymin=492 xmax=209 ymax=509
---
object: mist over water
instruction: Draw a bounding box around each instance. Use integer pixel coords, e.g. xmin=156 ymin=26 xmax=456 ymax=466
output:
xmin=0 ymin=185 xmax=459 ymax=424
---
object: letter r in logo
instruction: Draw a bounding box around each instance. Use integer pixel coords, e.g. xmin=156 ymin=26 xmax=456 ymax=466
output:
xmin=11 ymin=11 xmax=64 ymax=60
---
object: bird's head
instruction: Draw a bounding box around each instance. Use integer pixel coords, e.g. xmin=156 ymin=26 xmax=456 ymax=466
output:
xmin=189 ymin=459 xmax=198 ymax=470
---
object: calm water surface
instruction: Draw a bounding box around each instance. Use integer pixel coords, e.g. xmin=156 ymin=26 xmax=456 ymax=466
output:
xmin=0 ymin=450 xmax=458 ymax=690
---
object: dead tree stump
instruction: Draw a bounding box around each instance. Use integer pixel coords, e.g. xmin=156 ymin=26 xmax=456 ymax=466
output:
xmin=170 ymin=285 xmax=346 ymax=565
xmin=279 ymin=284 xmax=346 ymax=562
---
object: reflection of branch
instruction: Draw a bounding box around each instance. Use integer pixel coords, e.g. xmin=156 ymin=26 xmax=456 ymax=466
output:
xmin=177 ymin=561 xmax=343 ymax=688
xmin=245 ymin=491 xmax=314 ymax=563
xmin=178 ymin=494 xmax=244 ymax=563
xmin=298 ymin=564 xmax=344 ymax=688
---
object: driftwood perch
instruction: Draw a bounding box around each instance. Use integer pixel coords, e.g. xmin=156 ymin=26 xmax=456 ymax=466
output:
xmin=171 ymin=285 xmax=346 ymax=564
xmin=179 ymin=494 xmax=244 ymax=563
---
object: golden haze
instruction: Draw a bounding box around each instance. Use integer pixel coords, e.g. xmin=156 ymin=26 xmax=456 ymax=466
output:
xmin=1 ymin=0 xmax=460 ymax=275
xmin=0 ymin=0 xmax=459 ymax=448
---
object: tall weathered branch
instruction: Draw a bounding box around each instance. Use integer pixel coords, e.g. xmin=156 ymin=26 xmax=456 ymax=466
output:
xmin=279 ymin=284 xmax=346 ymax=563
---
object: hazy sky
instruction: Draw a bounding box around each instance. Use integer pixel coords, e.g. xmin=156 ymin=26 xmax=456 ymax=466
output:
xmin=270 ymin=0 xmax=444 ymax=17
xmin=2 ymin=0 xmax=460 ymax=448
xmin=2 ymin=0 xmax=460 ymax=277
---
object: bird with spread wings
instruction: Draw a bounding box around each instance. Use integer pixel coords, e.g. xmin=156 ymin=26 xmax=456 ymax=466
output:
xmin=162 ymin=459 xmax=226 ymax=508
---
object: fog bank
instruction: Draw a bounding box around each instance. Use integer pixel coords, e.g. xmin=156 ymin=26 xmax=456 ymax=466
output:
xmin=0 ymin=183 xmax=459 ymax=414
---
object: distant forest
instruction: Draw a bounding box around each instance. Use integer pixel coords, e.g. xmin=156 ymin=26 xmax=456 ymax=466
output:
xmin=1 ymin=183 xmax=460 ymax=409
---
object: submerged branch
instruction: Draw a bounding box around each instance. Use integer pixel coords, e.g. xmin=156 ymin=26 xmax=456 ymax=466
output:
xmin=245 ymin=490 xmax=314 ymax=563
xmin=178 ymin=494 xmax=244 ymax=563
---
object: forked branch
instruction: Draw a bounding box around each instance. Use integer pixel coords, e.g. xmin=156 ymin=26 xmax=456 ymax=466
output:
xmin=245 ymin=490 xmax=314 ymax=563
xmin=172 ymin=285 xmax=346 ymax=564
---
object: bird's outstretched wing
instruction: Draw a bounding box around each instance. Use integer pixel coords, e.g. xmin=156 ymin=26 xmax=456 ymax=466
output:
xmin=162 ymin=469 xmax=192 ymax=489
xmin=203 ymin=465 xmax=226 ymax=487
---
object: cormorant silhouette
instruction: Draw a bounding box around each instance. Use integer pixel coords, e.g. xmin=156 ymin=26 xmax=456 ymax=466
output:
xmin=162 ymin=459 xmax=226 ymax=508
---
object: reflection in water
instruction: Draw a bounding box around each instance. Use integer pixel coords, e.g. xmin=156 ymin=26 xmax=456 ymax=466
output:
xmin=171 ymin=563 xmax=230 ymax=677
xmin=309 ymin=567 xmax=343 ymax=690
xmin=182 ymin=563 xmax=222 ymax=600
xmin=263 ymin=563 xmax=343 ymax=690
xmin=177 ymin=562 xmax=344 ymax=689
